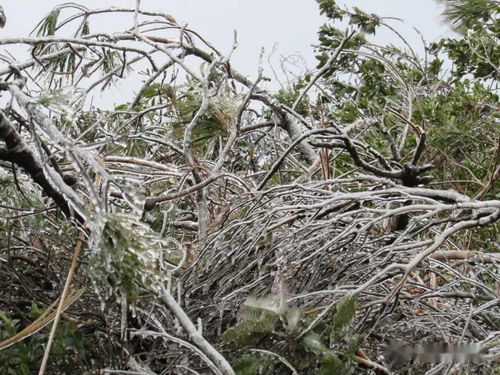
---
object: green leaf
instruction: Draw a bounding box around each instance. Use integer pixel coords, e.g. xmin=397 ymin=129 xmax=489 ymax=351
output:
xmin=331 ymin=294 xmax=356 ymax=339
xmin=285 ymin=307 xmax=301 ymax=333
xmin=27 ymin=303 xmax=44 ymax=319
xmin=222 ymin=295 xmax=282 ymax=346
xmin=143 ymin=83 xmax=166 ymax=99
xmin=33 ymin=9 xmax=61 ymax=36
xmin=78 ymin=20 xmax=90 ymax=36
xmin=233 ymin=355 xmax=274 ymax=375
xmin=320 ymin=354 xmax=345 ymax=375
xmin=221 ymin=317 xmax=277 ymax=345
xmin=240 ymin=295 xmax=285 ymax=317
xmin=347 ymin=334 xmax=363 ymax=354
xmin=303 ymin=331 xmax=329 ymax=353
xmin=114 ymin=103 xmax=131 ymax=111
xmin=316 ymin=0 xmax=345 ymax=20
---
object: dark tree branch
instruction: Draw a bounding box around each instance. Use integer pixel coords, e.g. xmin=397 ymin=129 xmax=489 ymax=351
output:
xmin=0 ymin=111 xmax=78 ymax=220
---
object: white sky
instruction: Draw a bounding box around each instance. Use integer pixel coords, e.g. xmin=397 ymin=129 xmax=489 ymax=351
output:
xmin=1 ymin=0 xmax=453 ymax=106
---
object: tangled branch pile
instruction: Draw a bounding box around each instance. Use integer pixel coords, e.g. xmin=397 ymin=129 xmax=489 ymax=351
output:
xmin=0 ymin=1 xmax=498 ymax=374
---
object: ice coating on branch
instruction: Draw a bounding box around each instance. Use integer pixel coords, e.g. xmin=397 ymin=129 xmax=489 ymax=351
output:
xmin=88 ymin=213 xmax=182 ymax=308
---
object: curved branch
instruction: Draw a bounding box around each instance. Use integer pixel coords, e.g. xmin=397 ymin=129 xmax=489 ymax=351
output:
xmin=0 ymin=111 xmax=78 ymax=220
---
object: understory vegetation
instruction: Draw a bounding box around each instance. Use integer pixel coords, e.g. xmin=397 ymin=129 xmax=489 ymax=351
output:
xmin=0 ymin=0 xmax=498 ymax=374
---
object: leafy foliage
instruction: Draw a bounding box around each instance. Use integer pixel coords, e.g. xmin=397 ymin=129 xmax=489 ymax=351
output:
xmin=0 ymin=1 xmax=498 ymax=374
xmin=222 ymin=294 xmax=359 ymax=374
xmin=0 ymin=306 xmax=94 ymax=374
xmin=89 ymin=213 xmax=174 ymax=304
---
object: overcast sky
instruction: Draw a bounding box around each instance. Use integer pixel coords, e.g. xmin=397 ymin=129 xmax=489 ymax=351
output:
xmin=2 ymin=1 xmax=453 ymax=105
xmin=3 ymin=0 xmax=452 ymax=70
